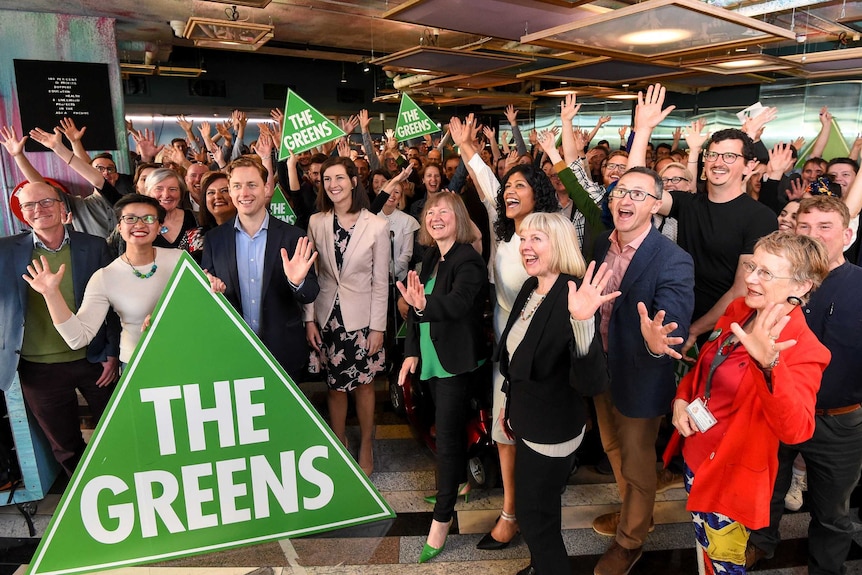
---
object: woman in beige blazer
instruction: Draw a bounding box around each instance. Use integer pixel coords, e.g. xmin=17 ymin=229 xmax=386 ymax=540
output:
xmin=304 ymin=156 xmax=390 ymax=476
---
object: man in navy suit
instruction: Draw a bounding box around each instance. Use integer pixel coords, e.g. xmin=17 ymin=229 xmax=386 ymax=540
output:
xmin=202 ymin=157 xmax=319 ymax=380
xmin=0 ymin=182 xmax=119 ymax=476
xmin=592 ymin=168 xmax=695 ymax=575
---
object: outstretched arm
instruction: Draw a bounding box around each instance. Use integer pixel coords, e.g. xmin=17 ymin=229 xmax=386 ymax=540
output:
xmin=810 ymin=106 xmax=832 ymax=160
xmin=58 ymin=117 xmax=90 ymax=163
xmin=29 ymin=126 xmax=107 ymax=190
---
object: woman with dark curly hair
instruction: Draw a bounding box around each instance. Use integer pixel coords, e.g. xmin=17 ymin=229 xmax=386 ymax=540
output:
xmin=450 ymin=115 xmax=562 ymax=550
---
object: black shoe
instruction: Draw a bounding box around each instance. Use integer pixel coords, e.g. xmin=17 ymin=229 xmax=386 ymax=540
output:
xmin=595 ymin=455 xmax=614 ymax=475
xmin=516 ymin=565 xmax=536 ymax=575
xmin=477 ymin=529 xmax=520 ymax=550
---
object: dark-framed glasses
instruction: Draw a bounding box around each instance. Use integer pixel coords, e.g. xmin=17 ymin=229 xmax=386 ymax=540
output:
xmin=120 ymin=214 xmax=158 ymax=225
xmin=703 ymin=150 xmax=744 ymax=164
xmin=661 ymin=176 xmax=690 ymax=185
xmin=609 ymin=187 xmax=659 ymax=202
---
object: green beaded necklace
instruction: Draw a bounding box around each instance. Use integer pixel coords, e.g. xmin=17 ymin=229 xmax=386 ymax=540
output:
xmin=123 ymin=248 xmax=158 ymax=279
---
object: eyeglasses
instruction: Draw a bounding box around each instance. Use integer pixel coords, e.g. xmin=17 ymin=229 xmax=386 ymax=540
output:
xmin=609 ymin=187 xmax=659 ymax=202
xmin=703 ymin=150 xmax=745 ymax=164
xmin=662 ymin=176 xmax=690 ymax=185
xmin=94 ymin=165 xmax=117 ymax=173
xmin=20 ymin=198 xmax=62 ymax=211
xmin=604 ymin=162 xmax=627 ymax=172
xmin=741 ymin=260 xmax=794 ymax=282
xmin=120 ymin=214 xmax=158 ymax=225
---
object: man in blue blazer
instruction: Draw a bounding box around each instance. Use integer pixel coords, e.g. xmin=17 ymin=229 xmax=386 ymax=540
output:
xmin=592 ymin=168 xmax=695 ymax=575
xmin=202 ymin=157 xmax=319 ymax=381
xmin=0 ymin=182 xmax=119 ymax=476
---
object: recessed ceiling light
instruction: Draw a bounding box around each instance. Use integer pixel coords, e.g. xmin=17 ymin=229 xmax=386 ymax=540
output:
xmin=618 ymin=29 xmax=691 ymax=45
xmin=608 ymin=93 xmax=639 ymax=100
xmin=714 ymin=58 xmax=769 ymax=68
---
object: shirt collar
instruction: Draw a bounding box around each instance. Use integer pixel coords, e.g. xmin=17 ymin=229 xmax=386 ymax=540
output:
xmin=32 ymin=227 xmax=70 ymax=253
xmin=609 ymin=223 xmax=650 ymax=252
xmin=233 ymin=214 xmax=270 ymax=237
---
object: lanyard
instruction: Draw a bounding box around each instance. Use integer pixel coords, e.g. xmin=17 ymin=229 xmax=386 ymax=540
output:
xmin=703 ymin=336 xmax=740 ymax=403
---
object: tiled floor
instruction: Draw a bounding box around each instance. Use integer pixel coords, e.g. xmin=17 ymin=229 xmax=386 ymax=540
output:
xmin=2 ymin=379 xmax=862 ymax=575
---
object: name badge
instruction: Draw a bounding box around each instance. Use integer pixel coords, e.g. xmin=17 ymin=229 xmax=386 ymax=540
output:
xmin=686 ymin=398 xmax=717 ymax=433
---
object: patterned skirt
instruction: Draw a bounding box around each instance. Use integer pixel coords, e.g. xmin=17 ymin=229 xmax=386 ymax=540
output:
xmin=319 ymin=295 xmax=386 ymax=392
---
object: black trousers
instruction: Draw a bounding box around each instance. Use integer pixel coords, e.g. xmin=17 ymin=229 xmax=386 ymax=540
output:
xmin=749 ymin=409 xmax=862 ymax=575
xmin=18 ymin=358 xmax=114 ymax=477
xmin=515 ymin=436 xmax=578 ymax=575
xmin=428 ymin=374 xmax=470 ymax=523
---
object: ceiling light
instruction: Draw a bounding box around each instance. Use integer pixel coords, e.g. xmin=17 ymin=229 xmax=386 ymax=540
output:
xmin=684 ymin=53 xmax=799 ymax=75
xmin=619 ymin=29 xmax=691 ymax=45
xmin=183 ymin=17 xmax=274 ymax=51
xmin=608 ymin=93 xmax=639 ymax=100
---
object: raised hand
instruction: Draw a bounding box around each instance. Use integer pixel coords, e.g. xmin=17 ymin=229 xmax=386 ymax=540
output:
xmin=788 ymin=177 xmax=807 ymax=201
xmin=742 ymin=106 xmax=778 ymax=141
xmin=341 ymin=114 xmax=360 ymax=134
xmin=818 ymin=106 xmax=833 ymax=127
xmin=504 ymin=104 xmax=518 ymax=126
xmin=634 ymin=83 xmax=675 ymax=132
xmin=23 ymin=256 xmax=65 ymax=295
xmin=448 ymin=116 xmax=467 ymax=146
xmin=58 ymin=117 xmax=86 ymax=143
xmin=619 ymin=125 xmax=629 ymax=140
xmin=336 ymin=137 xmax=351 ymax=158
xmin=29 ymin=127 xmax=64 ymax=151
xmin=504 ymin=149 xmax=519 ymax=171
xmin=567 ymin=261 xmax=621 ymax=321
xmin=0 ymin=126 xmax=27 ymax=156
xmin=358 ymin=109 xmax=371 ymax=133
xmin=767 ymin=142 xmax=793 ymax=179
xmin=270 ymin=108 xmax=285 ymax=132
xmin=255 ymin=132 xmax=274 ymax=160
xmin=198 ymin=121 xmax=212 ymax=141
xmin=396 ymin=270 xmax=427 ymax=313
xmin=729 ymin=301 xmax=796 ymax=369
xmin=637 ymin=302 xmax=684 ymax=359
xmin=560 ymin=94 xmax=582 ymax=124
xmin=176 ymin=115 xmax=193 ymax=132
xmin=131 ymin=128 xmax=164 ymax=161
xmin=482 ymin=125 xmax=497 ymax=144
xmin=683 ymin=118 xmax=709 ymax=151
xmin=597 ymin=115 xmax=612 ymax=126
xmin=281 ymin=236 xmax=318 ymax=287
xmin=537 ymin=129 xmax=558 ymax=157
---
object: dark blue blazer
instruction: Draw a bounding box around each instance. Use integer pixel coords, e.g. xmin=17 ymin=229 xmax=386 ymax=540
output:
xmin=594 ymin=226 xmax=695 ymax=418
xmin=0 ymin=230 xmax=118 ymax=392
xmin=201 ymin=215 xmax=319 ymax=379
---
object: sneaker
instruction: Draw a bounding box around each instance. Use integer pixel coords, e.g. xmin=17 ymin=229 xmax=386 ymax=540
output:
xmin=656 ymin=468 xmax=685 ymax=494
xmin=592 ymin=512 xmax=655 ymax=537
xmin=784 ymin=472 xmax=807 ymax=511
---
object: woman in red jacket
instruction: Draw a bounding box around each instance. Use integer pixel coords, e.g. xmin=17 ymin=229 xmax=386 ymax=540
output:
xmin=666 ymin=231 xmax=830 ymax=573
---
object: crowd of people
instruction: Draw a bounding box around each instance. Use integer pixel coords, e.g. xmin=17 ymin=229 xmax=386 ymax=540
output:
xmin=1 ymin=81 xmax=862 ymax=575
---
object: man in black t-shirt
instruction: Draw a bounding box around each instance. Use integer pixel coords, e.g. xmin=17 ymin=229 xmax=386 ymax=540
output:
xmin=657 ymin=129 xmax=777 ymax=353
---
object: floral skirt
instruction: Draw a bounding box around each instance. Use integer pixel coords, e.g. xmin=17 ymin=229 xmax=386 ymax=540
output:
xmin=319 ymin=297 xmax=385 ymax=392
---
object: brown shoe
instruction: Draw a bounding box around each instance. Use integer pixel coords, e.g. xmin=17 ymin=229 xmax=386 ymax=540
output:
xmin=656 ymin=468 xmax=685 ymax=494
xmin=595 ymin=540 xmax=643 ymax=575
xmin=744 ymin=542 xmax=768 ymax=569
xmin=592 ymin=512 xmax=655 ymax=537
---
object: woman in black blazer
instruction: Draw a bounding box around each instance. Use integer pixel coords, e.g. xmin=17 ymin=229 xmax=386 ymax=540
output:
xmin=498 ymin=212 xmax=619 ymax=575
xmin=397 ymin=192 xmax=488 ymax=564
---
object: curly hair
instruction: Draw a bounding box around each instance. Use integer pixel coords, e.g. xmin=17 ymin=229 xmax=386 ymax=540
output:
xmin=494 ymin=164 xmax=560 ymax=242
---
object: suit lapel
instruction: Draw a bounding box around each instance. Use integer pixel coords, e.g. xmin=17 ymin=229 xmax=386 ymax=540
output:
xmin=321 ymin=213 xmax=339 ymax=282
xmin=262 ymin=216 xmax=280 ymax=293
xmin=509 ymin=275 xmax=566 ymax=367
xmin=15 ymin=235 xmax=33 ymax=312
xmin=340 ymin=209 xmax=368 ymax=275
xmin=226 ymin=219 xmax=241 ymax=305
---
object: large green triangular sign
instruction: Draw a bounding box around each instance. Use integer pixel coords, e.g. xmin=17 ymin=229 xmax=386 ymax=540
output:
xmin=278 ymin=89 xmax=345 ymax=159
xmin=394 ymin=93 xmax=439 ymax=142
xmin=27 ymin=253 xmax=394 ymax=575
xmin=795 ymin=117 xmax=851 ymax=168
xmin=269 ymin=184 xmax=297 ymax=225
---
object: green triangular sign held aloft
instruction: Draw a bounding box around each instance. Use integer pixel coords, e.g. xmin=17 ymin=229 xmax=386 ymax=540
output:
xmin=27 ymin=253 xmax=394 ymax=575
xmin=269 ymin=184 xmax=297 ymax=225
xmin=394 ymin=93 xmax=439 ymax=142
xmin=795 ymin=117 xmax=850 ymax=168
xmin=279 ymin=89 xmax=345 ymax=159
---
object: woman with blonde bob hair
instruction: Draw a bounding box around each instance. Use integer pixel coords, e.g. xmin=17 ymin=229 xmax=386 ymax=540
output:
xmin=499 ymin=211 xmax=619 ymax=575
xmin=398 ymin=191 xmax=489 ymax=563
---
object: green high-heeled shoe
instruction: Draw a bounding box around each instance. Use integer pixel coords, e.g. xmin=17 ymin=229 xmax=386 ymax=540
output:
xmin=423 ymin=481 xmax=470 ymax=504
xmin=418 ymin=519 xmax=452 ymax=564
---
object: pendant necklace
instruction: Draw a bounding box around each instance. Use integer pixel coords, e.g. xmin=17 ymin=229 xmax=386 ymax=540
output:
xmin=123 ymin=248 xmax=157 ymax=279
xmin=520 ymin=289 xmax=546 ymax=321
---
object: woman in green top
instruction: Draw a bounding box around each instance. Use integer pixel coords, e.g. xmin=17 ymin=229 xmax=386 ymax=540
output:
xmin=397 ymin=192 xmax=488 ymax=564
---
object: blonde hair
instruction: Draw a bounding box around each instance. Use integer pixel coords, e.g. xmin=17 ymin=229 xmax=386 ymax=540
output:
xmin=519 ymin=212 xmax=586 ymax=277
xmin=659 ymin=162 xmax=695 ymax=186
xmin=418 ymin=193 xmax=477 ymax=247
